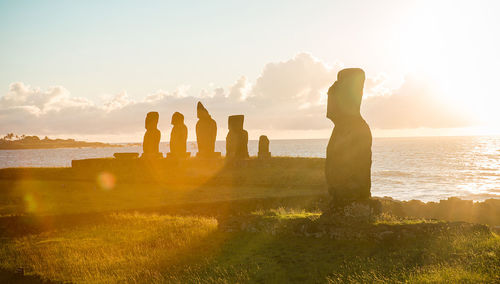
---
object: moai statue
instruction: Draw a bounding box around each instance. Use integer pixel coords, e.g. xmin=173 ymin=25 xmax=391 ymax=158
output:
xmin=326 ymin=68 xmax=372 ymax=207
xmin=142 ymin=111 xmax=162 ymax=158
xmin=226 ymin=115 xmax=249 ymax=160
xmin=196 ymin=102 xmax=220 ymax=158
xmin=258 ymin=135 xmax=271 ymax=159
xmin=167 ymin=112 xmax=190 ymax=158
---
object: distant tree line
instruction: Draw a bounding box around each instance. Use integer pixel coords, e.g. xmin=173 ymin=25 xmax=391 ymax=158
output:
xmin=0 ymin=133 xmax=114 ymax=149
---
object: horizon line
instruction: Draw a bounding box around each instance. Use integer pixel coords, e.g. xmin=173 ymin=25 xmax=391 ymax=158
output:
xmin=112 ymin=133 xmax=500 ymax=144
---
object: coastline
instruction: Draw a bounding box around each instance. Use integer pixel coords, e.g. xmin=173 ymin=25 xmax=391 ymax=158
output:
xmin=0 ymin=143 xmax=127 ymax=150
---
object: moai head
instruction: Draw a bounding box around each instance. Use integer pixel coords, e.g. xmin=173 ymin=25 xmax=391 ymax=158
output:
xmin=327 ymin=68 xmax=365 ymax=123
xmin=197 ymin=102 xmax=210 ymax=119
xmin=259 ymin=135 xmax=269 ymax=152
xmin=145 ymin=111 xmax=159 ymax=130
xmin=171 ymin=112 xmax=184 ymax=126
xmin=259 ymin=135 xmax=269 ymax=146
xmin=228 ymin=115 xmax=244 ymax=131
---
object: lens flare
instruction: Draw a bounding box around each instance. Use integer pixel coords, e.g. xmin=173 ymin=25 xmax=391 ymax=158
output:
xmin=24 ymin=193 xmax=38 ymax=213
xmin=96 ymin=172 xmax=116 ymax=190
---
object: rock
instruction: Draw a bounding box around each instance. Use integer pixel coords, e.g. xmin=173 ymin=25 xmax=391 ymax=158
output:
xmin=226 ymin=115 xmax=249 ymax=160
xmin=320 ymin=199 xmax=381 ymax=225
xmin=493 ymin=226 xmax=500 ymax=234
xmin=258 ymin=135 xmax=271 ymax=159
xmin=377 ymin=230 xmax=395 ymax=241
xmin=195 ymin=102 xmax=220 ymax=158
xmin=167 ymin=112 xmax=190 ymax=158
xmin=142 ymin=112 xmax=162 ymax=158
xmin=325 ymin=68 xmax=372 ymax=206
xmin=15 ymin=268 xmax=24 ymax=276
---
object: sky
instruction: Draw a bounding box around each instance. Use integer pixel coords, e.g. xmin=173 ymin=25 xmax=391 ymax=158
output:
xmin=1 ymin=0 xmax=499 ymax=142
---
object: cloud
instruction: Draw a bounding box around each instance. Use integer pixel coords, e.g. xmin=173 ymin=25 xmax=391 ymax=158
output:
xmin=228 ymin=76 xmax=250 ymax=100
xmin=0 ymin=53 xmax=473 ymax=140
xmin=251 ymin=53 xmax=337 ymax=104
xmin=0 ymin=82 xmax=92 ymax=115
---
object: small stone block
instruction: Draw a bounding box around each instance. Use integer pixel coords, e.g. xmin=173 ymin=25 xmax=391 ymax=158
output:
xmin=113 ymin=152 xmax=139 ymax=159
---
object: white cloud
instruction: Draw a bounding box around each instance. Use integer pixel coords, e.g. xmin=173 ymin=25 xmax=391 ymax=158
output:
xmin=228 ymin=76 xmax=250 ymax=100
xmin=0 ymin=53 xmax=473 ymax=141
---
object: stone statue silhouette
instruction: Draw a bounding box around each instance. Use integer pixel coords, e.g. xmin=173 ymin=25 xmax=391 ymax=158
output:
xmin=326 ymin=68 xmax=372 ymax=206
xmin=168 ymin=112 xmax=189 ymax=158
xmin=226 ymin=115 xmax=249 ymax=160
xmin=196 ymin=102 xmax=218 ymax=157
xmin=142 ymin=111 xmax=162 ymax=158
xmin=258 ymin=135 xmax=271 ymax=159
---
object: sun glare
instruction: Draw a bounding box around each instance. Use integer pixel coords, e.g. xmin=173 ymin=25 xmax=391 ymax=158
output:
xmin=398 ymin=1 xmax=500 ymax=128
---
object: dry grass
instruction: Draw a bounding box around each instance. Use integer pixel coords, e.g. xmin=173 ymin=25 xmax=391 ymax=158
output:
xmin=0 ymin=211 xmax=498 ymax=283
xmin=0 ymin=213 xmax=218 ymax=283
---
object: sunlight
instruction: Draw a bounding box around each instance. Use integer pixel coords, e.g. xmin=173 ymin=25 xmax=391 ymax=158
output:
xmin=97 ymin=172 xmax=116 ymax=191
xmin=398 ymin=1 xmax=500 ymax=128
xmin=23 ymin=193 xmax=38 ymax=213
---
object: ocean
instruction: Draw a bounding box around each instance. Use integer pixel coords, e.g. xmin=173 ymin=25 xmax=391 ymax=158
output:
xmin=1 ymin=136 xmax=499 ymax=202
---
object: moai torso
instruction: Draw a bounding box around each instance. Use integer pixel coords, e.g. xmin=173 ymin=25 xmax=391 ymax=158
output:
xmin=143 ymin=129 xmax=161 ymax=154
xmin=196 ymin=102 xmax=217 ymax=156
xmin=143 ymin=112 xmax=162 ymax=158
xmin=258 ymin=135 xmax=271 ymax=158
xmin=326 ymin=68 xmax=372 ymax=204
xmin=226 ymin=115 xmax=249 ymax=160
xmin=170 ymin=112 xmax=188 ymax=154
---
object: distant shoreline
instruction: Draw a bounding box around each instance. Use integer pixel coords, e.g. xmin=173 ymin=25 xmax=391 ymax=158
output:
xmin=0 ymin=133 xmax=134 ymax=150
xmin=0 ymin=143 xmax=127 ymax=150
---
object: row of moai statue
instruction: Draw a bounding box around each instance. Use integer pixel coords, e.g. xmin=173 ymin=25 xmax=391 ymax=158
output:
xmin=142 ymin=67 xmax=372 ymax=212
xmin=142 ymin=67 xmax=372 ymax=211
xmin=142 ymin=102 xmax=271 ymax=160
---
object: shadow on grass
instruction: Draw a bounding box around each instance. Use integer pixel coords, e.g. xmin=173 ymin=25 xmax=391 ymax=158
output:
xmin=0 ymin=194 xmax=326 ymax=238
xmin=0 ymin=208 xmax=498 ymax=283
xmin=172 ymin=215 xmax=498 ymax=283
xmin=0 ymin=267 xmax=58 ymax=284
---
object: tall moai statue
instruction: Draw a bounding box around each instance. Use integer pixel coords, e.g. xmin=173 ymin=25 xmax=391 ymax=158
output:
xmin=196 ymin=102 xmax=220 ymax=158
xmin=226 ymin=115 xmax=249 ymax=160
xmin=142 ymin=111 xmax=162 ymax=158
xmin=326 ymin=68 xmax=372 ymax=206
xmin=258 ymin=135 xmax=271 ymax=159
xmin=167 ymin=112 xmax=189 ymax=158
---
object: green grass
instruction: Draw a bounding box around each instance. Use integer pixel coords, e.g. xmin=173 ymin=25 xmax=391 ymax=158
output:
xmin=251 ymin=207 xmax=321 ymax=220
xmin=0 ymin=212 xmax=498 ymax=283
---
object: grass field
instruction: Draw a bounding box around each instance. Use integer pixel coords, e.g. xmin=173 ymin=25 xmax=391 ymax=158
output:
xmin=0 ymin=211 xmax=498 ymax=283
xmin=0 ymin=158 xmax=499 ymax=283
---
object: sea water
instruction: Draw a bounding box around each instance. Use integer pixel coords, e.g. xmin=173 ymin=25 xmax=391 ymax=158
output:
xmin=1 ymin=136 xmax=498 ymax=202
